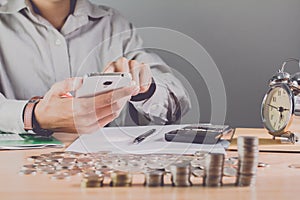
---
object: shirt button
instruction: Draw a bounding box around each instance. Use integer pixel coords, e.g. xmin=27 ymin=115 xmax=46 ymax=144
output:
xmin=55 ymin=39 xmax=62 ymax=46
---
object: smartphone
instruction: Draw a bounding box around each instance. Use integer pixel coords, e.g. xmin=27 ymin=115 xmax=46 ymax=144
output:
xmin=75 ymin=72 xmax=132 ymax=98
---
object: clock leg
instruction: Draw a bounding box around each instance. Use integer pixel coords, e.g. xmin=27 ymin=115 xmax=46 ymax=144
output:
xmin=281 ymin=132 xmax=298 ymax=144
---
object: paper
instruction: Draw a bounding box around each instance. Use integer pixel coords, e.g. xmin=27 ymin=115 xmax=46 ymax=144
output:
xmin=0 ymin=132 xmax=64 ymax=150
xmin=0 ymin=133 xmax=24 ymax=141
xmin=66 ymin=125 xmax=226 ymax=155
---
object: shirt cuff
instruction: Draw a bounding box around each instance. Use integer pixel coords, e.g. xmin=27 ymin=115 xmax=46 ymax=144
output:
xmin=130 ymin=78 xmax=156 ymax=102
xmin=0 ymin=100 xmax=28 ymax=133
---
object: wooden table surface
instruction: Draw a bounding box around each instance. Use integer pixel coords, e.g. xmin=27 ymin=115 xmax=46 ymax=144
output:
xmin=1 ymin=129 xmax=300 ymax=200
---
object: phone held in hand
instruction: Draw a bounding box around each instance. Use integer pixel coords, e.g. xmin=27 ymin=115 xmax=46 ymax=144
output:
xmin=75 ymin=72 xmax=132 ymax=98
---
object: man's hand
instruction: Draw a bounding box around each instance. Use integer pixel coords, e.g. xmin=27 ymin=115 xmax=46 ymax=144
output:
xmin=34 ymin=78 xmax=139 ymax=134
xmin=104 ymin=57 xmax=153 ymax=96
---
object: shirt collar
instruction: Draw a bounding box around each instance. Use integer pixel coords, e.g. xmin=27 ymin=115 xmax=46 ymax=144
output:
xmin=0 ymin=0 xmax=111 ymax=19
xmin=0 ymin=0 xmax=27 ymax=14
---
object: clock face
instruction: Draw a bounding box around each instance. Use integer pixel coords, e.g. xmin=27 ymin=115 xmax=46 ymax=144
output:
xmin=261 ymin=84 xmax=293 ymax=134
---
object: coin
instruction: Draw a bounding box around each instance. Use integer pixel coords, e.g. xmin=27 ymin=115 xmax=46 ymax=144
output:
xmin=257 ymin=162 xmax=270 ymax=168
xmin=144 ymin=170 xmax=164 ymax=187
xmin=170 ymin=162 xmax=192 ymax=187
xmin=203 ymin=153 xmax=224 ymax=187
xmin=236 ymin=136 xmax=258 ymax=187
xmin=288 ymin=164 xmax=300 ymax=169
xmin=21 ymin=164 xmax=37 ymax=170
xmin=110 ymin=171 xmax=132 ymax=187
xmin=192 ymin=168 xmax=204 ymax=177
xmin=51 ymin=173 xmax=71 ymax=180
xmin=223 ymin=167 xmax=237 ymax=177
xmin=81 ymin=175 xmax=104 ymax=188
xmin=27 ymin=155 xmax=43 ymax=162
xmin=19 ymin=169 xmax=37 ymax=175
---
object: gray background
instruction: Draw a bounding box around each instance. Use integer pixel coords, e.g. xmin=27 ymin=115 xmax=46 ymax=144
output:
xmin=91 ymin=0 xmax=300 ymax=128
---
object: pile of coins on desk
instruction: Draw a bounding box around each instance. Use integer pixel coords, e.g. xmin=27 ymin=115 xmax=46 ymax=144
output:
xmin=19 ymin=136 xmax=261 ymax=188
xmin=236 ymin=136 xmax=259 ymax=186
xmin=203 ymin=153 xmax=224 ymax=187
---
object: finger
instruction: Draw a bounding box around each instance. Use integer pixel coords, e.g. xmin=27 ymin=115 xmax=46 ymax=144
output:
xmin=48 ymin=77 xmax=83 ymax=97
xmin=98 ymin=113 xmax=118 ymax=127
xmin=139 ymin=64 xmax=152 ymax=93
xmin=115 ymin=57 xmax=130 ymax=72
xmin=129 ymin=60 xmax=140 ymax=95
xmin=103 ymin=62 xmax=116 ymax=73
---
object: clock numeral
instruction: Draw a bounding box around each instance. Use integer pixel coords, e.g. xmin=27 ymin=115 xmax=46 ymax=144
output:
xmin=270 ymin=115 xmax=274 ymax=120
xmin=278 ymin=91 xmax=281 ymax=96
xmin=272 ymin=97 xmax=276 ymax=102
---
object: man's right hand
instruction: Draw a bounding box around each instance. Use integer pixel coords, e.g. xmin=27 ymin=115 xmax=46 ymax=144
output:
xmin=34 ymin=78 xmax=139 ymax=134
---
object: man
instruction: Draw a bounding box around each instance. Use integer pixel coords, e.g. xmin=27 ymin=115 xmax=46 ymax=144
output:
xmin=0 ymin=0 xmax=190 ymax=135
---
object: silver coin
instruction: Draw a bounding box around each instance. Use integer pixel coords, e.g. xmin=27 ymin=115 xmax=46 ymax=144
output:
xmin=19 ymin=169 xmax=37 ymax=175
xmin=21 ymin=164 xmax=37 ymax=170
xmin=41 ymin=168 xmax=56 ymax=175
xmin=51 ymin=173 xmax=71 ymax=180
xmin=110 ymin=171 xmax=132 ymax=187
xmin=50 ymin=151 xmax=65 ymax=156
xmin=192 ymin=168 xmax=204 ymax=177
xmin=288 ymin=164 xmax=300 ymax=169
xmin=223 ymin=167 xmax=237 ymax=177
xmin=257 ymin=162 xmax=270 ymax=168
xmin=81 ymin=175 xmax=104 ymax=188
xmin=27 ymin=155 xmax=43 ymax=162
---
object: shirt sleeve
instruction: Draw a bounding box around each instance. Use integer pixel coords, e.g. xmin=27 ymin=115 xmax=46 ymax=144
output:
xmin=0 ymin=93 xmax=27 ymax=133
xmin=112 ymin=12 xmax=191 ymax=125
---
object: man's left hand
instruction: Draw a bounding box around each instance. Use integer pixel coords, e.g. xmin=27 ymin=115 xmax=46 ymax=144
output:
xmin=103 ymin=57 xmax=152 ymax=96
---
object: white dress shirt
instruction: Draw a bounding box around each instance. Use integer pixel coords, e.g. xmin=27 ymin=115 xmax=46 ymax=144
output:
xmin=0 ymin=0 xmax=191 ymax=133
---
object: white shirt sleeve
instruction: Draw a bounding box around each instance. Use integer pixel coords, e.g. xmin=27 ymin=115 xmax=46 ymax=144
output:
xmin=0 ymin=93 xmax=27 ymax=133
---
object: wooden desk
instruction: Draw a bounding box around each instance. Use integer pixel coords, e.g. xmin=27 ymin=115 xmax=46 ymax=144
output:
xmin=1 ymin=129 xmax=300 ymax=200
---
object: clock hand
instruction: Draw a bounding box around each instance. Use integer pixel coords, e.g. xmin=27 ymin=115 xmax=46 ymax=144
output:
xmin=278 ymin=107 xmax=290 ymax=112
xmin=279 ymin=112 xmax=284 ymax=121
xmin=267 ymin=104 xmax=279 ymax=111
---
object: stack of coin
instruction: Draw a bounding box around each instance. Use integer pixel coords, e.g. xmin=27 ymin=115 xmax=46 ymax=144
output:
xmin=81 ymin=174 xmax=104 ymax=188
xmin=170 ymin=162 xmax=192 ymax=187
xmin=203 ymin=153 xmax=224 ymax=187
xmin=236 ymin=136 xmax=259 ymax=187
xmin=144 ymin=170 xmax=164 ymax=187
xmin=110 ymin=171 xmax=132 ymax=187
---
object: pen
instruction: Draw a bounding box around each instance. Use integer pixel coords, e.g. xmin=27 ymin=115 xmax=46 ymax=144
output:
xmin=133 ymin=129 xmax=156 ymax=144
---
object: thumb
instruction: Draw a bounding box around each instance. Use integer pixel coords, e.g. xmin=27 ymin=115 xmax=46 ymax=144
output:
xmin=49 ymin=77 xmax=83 ymax=97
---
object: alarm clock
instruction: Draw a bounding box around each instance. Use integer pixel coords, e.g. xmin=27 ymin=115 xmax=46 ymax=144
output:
xmin=261 ymin=58 xmax=300 ymax=143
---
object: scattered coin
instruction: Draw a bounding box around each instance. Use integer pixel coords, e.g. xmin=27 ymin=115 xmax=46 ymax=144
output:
xmin=288 ymin=164 xmax=300 ymax=169
xmin=21 ymin=164 xmax=37 ymax=170
xmin=51 ymin=173 xmax=71 ymax=180
xmin=192 ymin=168 xmax=204 ymax=177
xmin=223 ymin=167 xmax=237 ymax=177
xmin=19 ymin=169 xmax=37 ymax=175
xmin=258 ymin=162 xmax=270 ymax=168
